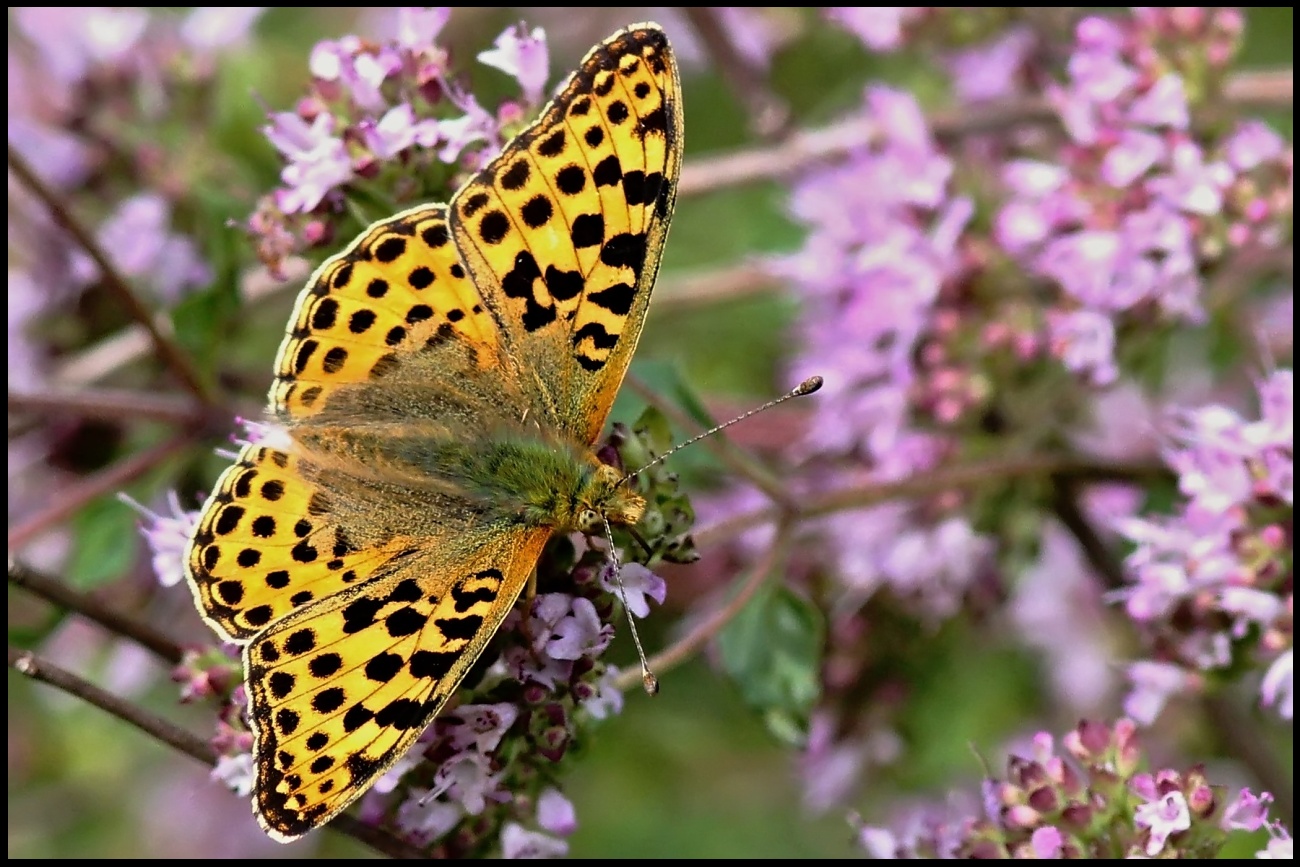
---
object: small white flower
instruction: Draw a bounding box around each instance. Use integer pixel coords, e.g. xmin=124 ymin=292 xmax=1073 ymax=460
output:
xmin=1134 ymin=791 xmax=1191 ymax=856
xmin=211 ymin=752 xmax=256 ymax=797
xmin=1260 ymin=650 xmax=1293 ymax=721
xmin=501 ymin=822 xmax=567 ymax=859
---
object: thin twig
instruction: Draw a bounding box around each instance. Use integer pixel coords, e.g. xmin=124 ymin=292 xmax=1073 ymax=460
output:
xmin=678 ymin=68 xmax=1292 ymax=198
xmin=7 ymin=431 xmax=201 ymax=551
xmin=7 ymin=646 xmax=424 ymax=858
xmin=10 ymin=645 xmax=215 ymax=764
xmin=696 ymin=455 xmax=1171 ymax=549
xmin=9 ymin=386 xmax=212 ymax=426
xmin=623 ymin=373 xmax=795 ymax=508
xmin=8 ymin=559 xmax=186 ymax=664
xmin=1223 ymin=68 xmax=1294 ymax=108
xmin=8 ymin=145 xmax=214 ymax=405
xmin=656 ymin=262 xmax=778 ymax=308
xmin=616 ymin=522 xmax=793 ymax=691
xmin=681 ymin=7 xmax=791 ymax=138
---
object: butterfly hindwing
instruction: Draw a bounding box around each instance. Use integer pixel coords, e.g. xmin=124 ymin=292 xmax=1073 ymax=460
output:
xmin=185 ymin=444 xmax=414 ymax=642
xmin=449 ymin=23 xmax=684 ymax=444
xmin=245 ymin=525 xmax=551 ymax=841
xmin=271 ymin=205 xmax=504 ymax=420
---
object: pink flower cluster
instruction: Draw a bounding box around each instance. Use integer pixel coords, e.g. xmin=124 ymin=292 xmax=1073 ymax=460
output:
xmin=1116 ymin=370 xmax=1293 ymax=723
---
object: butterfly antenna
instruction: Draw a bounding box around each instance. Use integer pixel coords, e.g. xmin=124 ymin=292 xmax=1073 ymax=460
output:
xmin=618 ymin=376 xmax=824 ymax=486
xmin=601 ymin=513 xmax=660 ymax=696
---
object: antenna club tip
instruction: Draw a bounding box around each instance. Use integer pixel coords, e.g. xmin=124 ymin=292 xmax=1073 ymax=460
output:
xmin=794 ymin=375 xmax=824 ymax=396
xmin=642 ymin=671 xmax=660 ymax=696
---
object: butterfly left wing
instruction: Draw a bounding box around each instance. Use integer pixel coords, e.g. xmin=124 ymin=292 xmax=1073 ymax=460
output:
xmin=449 ymin=23 xmax=684 ymax=445
xmin=245 ymin=523 xmax=550 ymax=841
xmin=270 ymin=204 xmax=506 ymax=422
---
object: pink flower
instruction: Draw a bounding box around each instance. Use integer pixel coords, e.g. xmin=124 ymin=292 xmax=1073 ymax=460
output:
xmin=1127 ymin=74 xmax=1190 ymax=129
xmin=1222 ymin=789 xmax=1274 ymax=832
xmin=119 ymin=490 xmax=200 ymax=587
xmin=501 ymin=822 xmax=567 ymax=859
xmin=1123 ymin=661 xmax=1195 ymax=725
xmin=1047 ymin=309 xmax=1118 ymax=386
xmin=946 ymin=27 xmax=1036 ymax=103
xmin=14 ymin=7 xmax=149 ymax=83
xmin=543 ymin=596 xmax=613 ymax=661
xmin=180 ymin=7 xmax=265 ymax=52
xmin=211 ymin=753 xmax=255 ymax=797
xmin=433 ymin=752 xmax=499 ymax=815
xmin=395 ymin=789 xmax=462 ymax=844
xmin=1224 ymin=121 xmax=1286 ymax=172
xmin=1134 ymin=790 xmax=1191 ymax=856
xmin=1260 ymin=650 xmax=1293 ymax=721
xmin=395 ymin=6 xmax=450 ymax=50
xmin=536 ymin=788 xmax=576 ymax=836
xmin=264 ymin=113 xmax=354 ymax=213
xmin=360 ymin=103 xmax=439 ymax=160
xmin=478 ymin=24 xmax=550 ymax=108
xmin=825 ymin=8 xmax=920 ymax=52
xmin=599 ymin=562 xmax=666 ymax=618
xmin=580 ymin=666 xmax=624 ymax=720
xmin=70 ymin=194 xmax=212 ymax=303
xmin=447 ymin=703 xmax=519 ymax=753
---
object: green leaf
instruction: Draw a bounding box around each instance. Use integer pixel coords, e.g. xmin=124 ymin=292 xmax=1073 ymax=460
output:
xmin=66 ymin=498 xmax=140 ymax=589
xmin=717 ymin=582 xmax=824 ymax=746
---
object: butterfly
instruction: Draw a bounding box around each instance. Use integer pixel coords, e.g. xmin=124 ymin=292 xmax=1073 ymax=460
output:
xmin=182 ymin=24 xmax=682 ymax=841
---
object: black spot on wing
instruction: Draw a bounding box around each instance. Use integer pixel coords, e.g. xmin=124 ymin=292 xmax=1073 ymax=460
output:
xmin=545 ymin=266 xmax=584 ymax=302
xmin=587 ymin=283 xmax=636 ymax=316
xmin=599 ymin=232 xmax=648 ymax=273
xmin=573 ymin=322 xmax=619 ymax=351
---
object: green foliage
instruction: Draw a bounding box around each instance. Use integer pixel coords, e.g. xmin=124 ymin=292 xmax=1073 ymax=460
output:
xmin=718 ymin=583 xmax=825 ymax=746
xmin=66 ymin=498 xmax=140 ymax=590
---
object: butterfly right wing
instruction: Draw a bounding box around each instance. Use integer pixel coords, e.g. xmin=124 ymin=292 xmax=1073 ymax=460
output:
xmin=448 ymin=24 xmax=683 ymax=445
xmin=242 ymin=523 xmax=551 ymax=841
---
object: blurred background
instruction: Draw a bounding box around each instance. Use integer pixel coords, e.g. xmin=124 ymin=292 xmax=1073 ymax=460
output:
xmin=8 ymin=7 xmax=1293 ymax=858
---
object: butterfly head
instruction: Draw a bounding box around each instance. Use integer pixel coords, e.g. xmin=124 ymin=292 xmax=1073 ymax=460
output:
xmin=572 ymin=462 xmax=645 ymax=533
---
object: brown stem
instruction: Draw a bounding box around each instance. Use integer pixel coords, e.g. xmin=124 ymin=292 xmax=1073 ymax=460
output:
xmin=696 ymin=455 xmax=1170 ymax=549
xmin=9 ymin=645 xmax=214 ymax=763
xmin=681 ymin=7 xmax=791 ymax=138
xmin=1223 ymin=68 xmax=1294 ymax=108
xmin=7 ymin=647 xmax=424 ymax=858
xmin=622 ymin=373 xmax=795 ymax=508
xmin=8 ymin=559 xmax=186 ymax=664
xmin=657 ymin=262 xmax=778 ymax=309
xmin=616 ymin=522 xmax=792 ymax=690
xmin=678 ymin=68 xmax=1292 ymax=198
xmin=7 ymin=144 xmax=214 ymax=405
xmin=7 ymin=431 xmax=201 ymax=551
xmin=9 ymin=386 xmax=212 ymax=426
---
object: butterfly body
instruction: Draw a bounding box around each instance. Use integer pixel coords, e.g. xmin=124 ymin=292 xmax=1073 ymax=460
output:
xmin=183 ymin=24 xmax=682 ymax=840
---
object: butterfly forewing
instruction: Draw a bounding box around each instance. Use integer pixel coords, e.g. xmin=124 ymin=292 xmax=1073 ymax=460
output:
xmin=270 ymin=205 xmax=504 ymax=420
xmin=449 ymin=24 xmax=684 ymax=444
xmin=246 ymin=526 xmax=550 ymax=840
